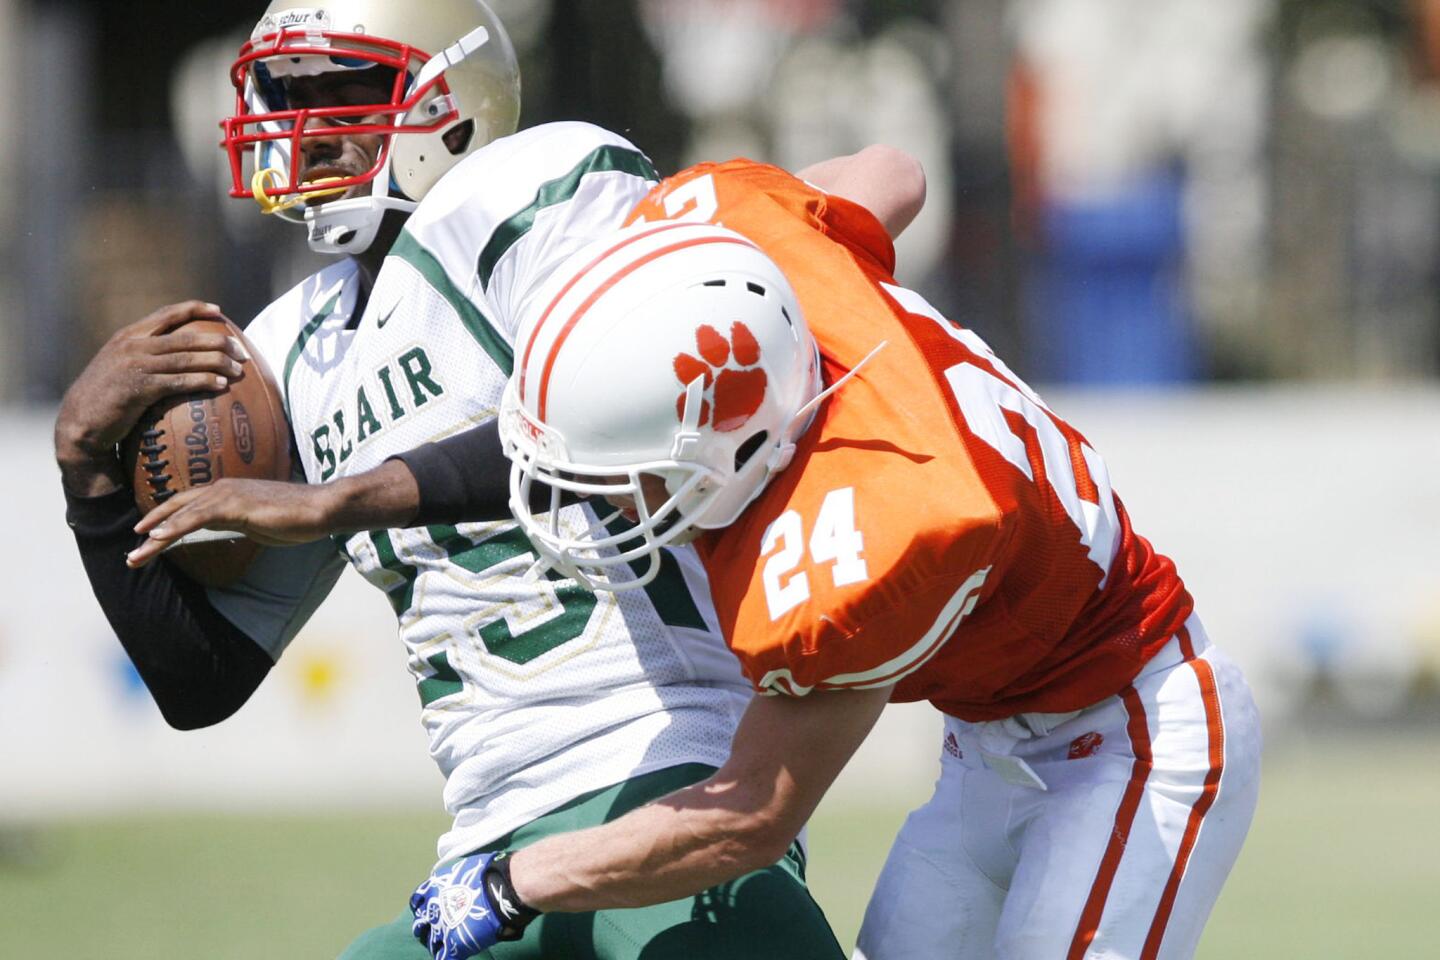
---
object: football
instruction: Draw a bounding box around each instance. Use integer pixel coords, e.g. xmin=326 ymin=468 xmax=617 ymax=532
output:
xmin=122 ymin=317 xmax=292 ymax=586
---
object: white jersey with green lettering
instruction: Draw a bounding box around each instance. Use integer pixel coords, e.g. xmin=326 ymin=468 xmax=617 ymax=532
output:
xmin=235 ymin=123 xmax=749 ymax=863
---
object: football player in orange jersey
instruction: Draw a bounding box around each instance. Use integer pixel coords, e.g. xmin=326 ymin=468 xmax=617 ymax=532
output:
xmin=125 ymin=138 xmax=1260 ymax=957
xmin=464 ymin=160 xmax=1263 ymax=960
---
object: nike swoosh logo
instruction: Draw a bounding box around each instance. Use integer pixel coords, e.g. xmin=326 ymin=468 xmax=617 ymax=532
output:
xmin=377 ymin=303 xmax=399 ymax=329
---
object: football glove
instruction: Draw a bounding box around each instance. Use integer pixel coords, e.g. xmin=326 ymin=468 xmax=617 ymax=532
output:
xmin=410 ymin=850 xmax=538 ymax=959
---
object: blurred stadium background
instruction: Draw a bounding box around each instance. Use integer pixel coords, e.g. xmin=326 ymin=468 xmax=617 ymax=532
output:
xmin=2 ymin=0 xmax=1439 ymax=954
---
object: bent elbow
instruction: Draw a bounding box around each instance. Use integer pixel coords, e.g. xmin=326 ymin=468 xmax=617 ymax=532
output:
xmin=148 ymin=678 xmax=253 ymax=731
xmin=861 ymin=144 xmax=925 ymax=191
xmin=161 ymin=711 xmax=216 ymax=732
xmin=754 ymin=827 xmax=799 ymax=871
xmin=720 ymin=810 xmax=801 ymax=874
xmin=858 ymin=144 xmax=927 ymax=238
xmin=157 ymin=699 xmax=234 ymax=731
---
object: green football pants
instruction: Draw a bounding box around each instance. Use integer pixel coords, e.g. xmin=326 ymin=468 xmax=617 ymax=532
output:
xmin=337 ymin=763 xmax=845 ymax=960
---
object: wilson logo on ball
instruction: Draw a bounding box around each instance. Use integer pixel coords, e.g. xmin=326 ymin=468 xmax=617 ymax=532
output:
xmin=672 ymin=322 xmax=767 ymax=432
xmin=184 ymin=398 xmax=215 ymax=486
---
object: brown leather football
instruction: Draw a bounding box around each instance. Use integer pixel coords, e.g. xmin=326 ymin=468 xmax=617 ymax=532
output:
xmin=122 ymin=317 xmax=292 ymax=586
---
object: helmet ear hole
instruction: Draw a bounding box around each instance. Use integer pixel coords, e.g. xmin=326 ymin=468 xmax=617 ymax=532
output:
xmin=734 ymin=431 xmax=769 ymax=473
xmin=443 ymin=119 xmax=476 ymax=155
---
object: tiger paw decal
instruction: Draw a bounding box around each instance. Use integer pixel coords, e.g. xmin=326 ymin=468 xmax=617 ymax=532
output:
xmin=673 ymin=322 xmax=767 ymax=432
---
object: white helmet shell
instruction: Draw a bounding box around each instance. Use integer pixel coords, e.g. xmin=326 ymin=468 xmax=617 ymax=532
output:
xmin=501 ymin=221 xmax=821 ymax=591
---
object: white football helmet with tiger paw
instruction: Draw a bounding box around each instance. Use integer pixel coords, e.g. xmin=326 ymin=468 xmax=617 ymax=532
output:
xmin=224 ymin=0 xmax=520 ymax=254
xmin=499 ymin=221 xmax=823 ymax=591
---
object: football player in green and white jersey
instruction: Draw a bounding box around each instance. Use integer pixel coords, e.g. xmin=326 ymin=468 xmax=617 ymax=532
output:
xmin=56 ymin=1 xmax=867 ymax=957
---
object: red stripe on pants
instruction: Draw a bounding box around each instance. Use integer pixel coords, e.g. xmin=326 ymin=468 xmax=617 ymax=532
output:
xmin=1140 ymin=627 xmax=1226 ymax=959
xmin=1067 ymin=684 xmax=1154 ymax=959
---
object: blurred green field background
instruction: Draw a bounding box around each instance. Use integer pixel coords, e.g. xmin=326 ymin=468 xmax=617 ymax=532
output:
xmin=2 ymin=732 xmax=1436 ymax=957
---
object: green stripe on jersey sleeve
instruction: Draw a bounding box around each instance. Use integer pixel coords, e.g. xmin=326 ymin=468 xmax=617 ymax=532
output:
xmin=389 ymin=231 xmax=515 ymax=374
xmin=476 ymin=144 xmax=660 ymax=291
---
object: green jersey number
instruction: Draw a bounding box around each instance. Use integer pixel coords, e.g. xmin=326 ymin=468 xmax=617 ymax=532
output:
xmin=356 ymin=519 xmax=706 ymax=706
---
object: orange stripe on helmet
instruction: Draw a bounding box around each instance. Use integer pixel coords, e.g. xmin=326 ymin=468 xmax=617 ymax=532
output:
xmin=518 ymin=222 xmax=697 ymax=408
xmin=533 ymin=234 xmax=758 ymax=421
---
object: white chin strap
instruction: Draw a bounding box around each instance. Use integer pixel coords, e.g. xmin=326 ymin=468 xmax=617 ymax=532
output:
xmin=301 ymin=132 xmax=412 ymax=255
xmin=766 ymin=339 xmax=890 ymax=476
xmin=305 ymin=193 xmax=414 ymax=254
xmin=413 ymin=25 xmax=491 ymax=90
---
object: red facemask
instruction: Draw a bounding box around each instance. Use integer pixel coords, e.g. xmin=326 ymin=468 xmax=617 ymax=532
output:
xmin=222 ymin=25 xmax=459 ymax=215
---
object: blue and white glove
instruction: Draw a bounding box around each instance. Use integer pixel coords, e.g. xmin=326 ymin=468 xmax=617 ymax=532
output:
xmin=411 ymin=851 xmax=539 ymax=960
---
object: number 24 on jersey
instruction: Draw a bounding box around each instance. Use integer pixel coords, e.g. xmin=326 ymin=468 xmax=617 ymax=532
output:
xmin=761 ymin=487 xmax=869 ymax=620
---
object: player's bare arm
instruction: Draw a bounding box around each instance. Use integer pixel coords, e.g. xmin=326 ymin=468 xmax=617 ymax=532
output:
xmin=54 ymin=301 xmax=248 ymax=497
xmin=124 ymin=460 xmax=420 ymax=567
xmin=796 ymin=144 xmax=926 ymax=240
xmin=122 ymin=413 xmax=533 ymax=567
xmin=518 ymin=685 xmax=890 ymax=911
xmin=416 ymin=685 xmax=887 ymax=955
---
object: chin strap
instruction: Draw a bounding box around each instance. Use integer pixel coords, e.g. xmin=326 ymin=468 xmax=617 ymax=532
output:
xmin=250 ymin=167 xmax=349 ymax=216
xmin=519 ymin=553 xmax=556 ymax=584
xmin=670 ymin=375 xmax=707 ymax=461
xmin=413 ymin=25 xmax=492 ymax=90
xmin=767 ymin=340 xmax=889 ymax=474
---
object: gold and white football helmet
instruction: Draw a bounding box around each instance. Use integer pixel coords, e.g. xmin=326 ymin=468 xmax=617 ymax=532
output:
xmin=223 ymin=0 xmax=521 ymax=253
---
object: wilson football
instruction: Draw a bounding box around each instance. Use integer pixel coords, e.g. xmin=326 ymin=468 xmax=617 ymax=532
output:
xmin=122 ymin=317 xmax=292 ymax=586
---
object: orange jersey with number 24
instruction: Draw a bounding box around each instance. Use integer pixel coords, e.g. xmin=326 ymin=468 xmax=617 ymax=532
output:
xmin=626 ymin=161 xmax=1192 ymax=721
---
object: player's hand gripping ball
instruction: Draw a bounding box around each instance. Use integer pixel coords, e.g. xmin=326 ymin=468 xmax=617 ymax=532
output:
xmin=411 ymin=853 xmax=511 ymax=959
xmin=121 ymin=317 xmax=290 ymax=585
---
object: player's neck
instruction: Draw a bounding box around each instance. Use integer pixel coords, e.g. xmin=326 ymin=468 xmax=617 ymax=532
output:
xmin=351 ymin=210 xmax=409 ymax=295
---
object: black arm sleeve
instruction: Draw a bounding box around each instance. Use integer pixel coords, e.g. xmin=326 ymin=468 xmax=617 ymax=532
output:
xmin=65 ymin=487 xmax=274 ymax=730
xmin=392 ymin=418 xmax=582 ymax=526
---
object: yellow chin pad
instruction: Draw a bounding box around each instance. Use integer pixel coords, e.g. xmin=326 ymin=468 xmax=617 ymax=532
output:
xmin=250 ymin=167 xmax=350 ymax=215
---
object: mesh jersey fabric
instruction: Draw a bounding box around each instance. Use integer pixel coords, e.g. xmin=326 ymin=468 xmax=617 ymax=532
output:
xmin=237 ymin=124 xmax=751 ymax=862
xmin=626 ymin=160 xmax=1193 ymax=721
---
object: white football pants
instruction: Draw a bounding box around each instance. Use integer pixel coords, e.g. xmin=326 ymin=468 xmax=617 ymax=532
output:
xmin=854 ymin=617 xmax=1260 ymax=960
